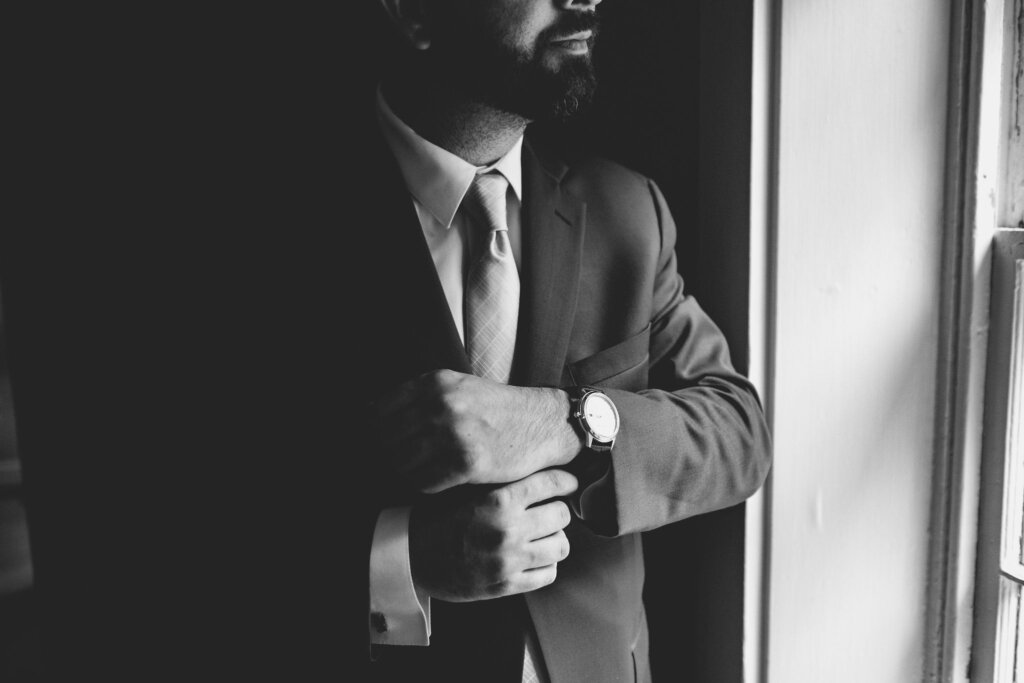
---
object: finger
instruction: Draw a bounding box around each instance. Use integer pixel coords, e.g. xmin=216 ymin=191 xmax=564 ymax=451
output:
xmin=522 ymin=530 xmax=570 ymax=569
xmin=516 ymin=564 xmax=558 ymax=592
xmin=525 ymin=501 xmax=571 ymax=540
xmin=507 ymin=469 xmax=579 ymax=508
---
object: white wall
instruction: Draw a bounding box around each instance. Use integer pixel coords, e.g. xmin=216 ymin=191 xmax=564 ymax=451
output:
xmin=767 ymin=1 xmax=951 ymax=680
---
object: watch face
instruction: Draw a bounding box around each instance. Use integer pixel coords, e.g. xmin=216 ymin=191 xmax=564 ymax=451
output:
xmin=582 ymin=392 xmax=619 ymax=441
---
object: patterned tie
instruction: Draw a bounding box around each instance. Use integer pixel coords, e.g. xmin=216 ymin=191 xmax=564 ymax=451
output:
xmin=464 ymin=172 xmax=519 ymax=384
xmin=463 ymin=173 xmax=545 ymax=683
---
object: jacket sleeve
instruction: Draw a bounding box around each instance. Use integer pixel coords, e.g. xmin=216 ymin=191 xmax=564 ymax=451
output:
xmin=571 ymin=180 xmax=772 ymax=537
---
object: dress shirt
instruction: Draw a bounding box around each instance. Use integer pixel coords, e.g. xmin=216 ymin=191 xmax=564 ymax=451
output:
xmin=369 ymin=88 xmax=523 ymax=647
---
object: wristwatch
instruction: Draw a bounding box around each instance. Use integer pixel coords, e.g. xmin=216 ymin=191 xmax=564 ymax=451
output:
xmin=568 ymin=386 xmax=620 ymax=452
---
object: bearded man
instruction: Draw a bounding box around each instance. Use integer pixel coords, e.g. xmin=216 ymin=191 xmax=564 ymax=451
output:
xmin=355 ymin=1 xmax=772 ymax=681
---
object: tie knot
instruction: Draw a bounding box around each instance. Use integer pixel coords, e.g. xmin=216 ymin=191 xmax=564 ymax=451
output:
xmin=466 ymin=172 xmax=509 ymax=232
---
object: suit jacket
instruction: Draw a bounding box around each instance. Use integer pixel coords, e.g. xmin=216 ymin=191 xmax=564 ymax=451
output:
xmin=1 ymin=92 xmax=768 ymax=681
xmin=358 ymin=125 xmax=772 ymax=682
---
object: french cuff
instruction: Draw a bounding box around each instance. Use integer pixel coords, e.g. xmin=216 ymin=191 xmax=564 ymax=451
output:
xmin=564 ymin=448 xmax=617 ymax=536
xmin=368 ymin=506 xmax=431 ymax=646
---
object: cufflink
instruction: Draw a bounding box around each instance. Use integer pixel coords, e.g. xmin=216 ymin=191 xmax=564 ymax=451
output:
xmin=370 ymin=611 xmax=389 ymax=634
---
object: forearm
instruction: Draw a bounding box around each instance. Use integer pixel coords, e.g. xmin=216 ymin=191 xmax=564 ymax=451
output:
xmin=377 ymin=372 xmax=583 ymax=492
xmin=573 ymin=380 xmax=770 ymax=537
xmin=568 ymin=178 xmax=773 ymax=536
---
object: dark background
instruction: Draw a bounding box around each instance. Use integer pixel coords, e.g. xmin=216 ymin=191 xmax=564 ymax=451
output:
xmin=568 ymin=3 xmax=755 ymax=681
xmin=2 ymin=2 xmax=755 ymax=680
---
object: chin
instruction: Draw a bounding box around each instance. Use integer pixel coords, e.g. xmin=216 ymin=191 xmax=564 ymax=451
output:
xmin=542 ymin=71 xmax=597 ymax=121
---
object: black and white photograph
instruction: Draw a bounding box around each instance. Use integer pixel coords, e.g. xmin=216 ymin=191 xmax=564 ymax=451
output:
xmin=1 ymin=1 xmax=1022 ymax=681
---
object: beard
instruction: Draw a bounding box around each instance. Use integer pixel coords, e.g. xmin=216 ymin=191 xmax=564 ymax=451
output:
xmin=424 ymin=11 xmax=600 ymax=122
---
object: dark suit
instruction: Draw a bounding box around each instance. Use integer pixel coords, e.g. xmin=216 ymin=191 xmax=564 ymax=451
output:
xmin=1 ymin=81 xmax=768 ymax=679
xmin=362 ymin=128 xmax=772 ymax=682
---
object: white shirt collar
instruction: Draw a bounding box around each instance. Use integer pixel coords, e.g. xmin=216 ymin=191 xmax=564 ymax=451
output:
xmin=375 ymin=87 xmax=523 ymax=230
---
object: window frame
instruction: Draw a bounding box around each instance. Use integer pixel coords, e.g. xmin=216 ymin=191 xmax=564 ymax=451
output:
xmin=978 ymin=232 xmax=1024 ymax=682
xmin=926 ymin=0 xmax=1024 ymax=680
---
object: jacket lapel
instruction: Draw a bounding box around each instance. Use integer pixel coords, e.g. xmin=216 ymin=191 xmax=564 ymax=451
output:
xmin=511 ymin=139 xmax=585 ymax=389
xmin=364 ymin=129 xmax=471 ymax=396
xmin=364 ymin=127 xmax=583 ymax=393
xmin=516 ymin=139 xmax=604 ymax=682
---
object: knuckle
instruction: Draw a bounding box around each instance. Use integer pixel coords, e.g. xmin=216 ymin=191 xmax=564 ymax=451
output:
xmin=422 ymin=370 xmax=445 ymax=393
xmin=517 ymin=480 xmax=534 ymax=504
xmin=434 ymin=369 xmax=464 ymax=397
xmin=486 ymin=580 xmax=511 ymax=598
xmin=477 ymin=522 xmax=506 ymax=552
xmin=489 ymin=486 xmax=512 ymax=510
xmin=543 ymin=469 xmax=561 ymax=494
xmin=490 ymin=553 xmax=514 ymax=581
xmin=463 ymin=448 xmax=482 ymax=476
xmin=546 ymin=564 xmax=558 ymax=585
xmin=442 ymin=392 xmax=466 ymax=419
xmin=528 ymin=565 xmax=557 ymax=591
xmin=493 ymin=525 xmax=511 ymax=550
xmin=555 ymin=501 xmax=571 ymax=527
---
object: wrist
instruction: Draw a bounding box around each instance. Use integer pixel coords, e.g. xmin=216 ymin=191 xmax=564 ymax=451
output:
xmin=545 ymin=388 xmax=584 ymax=466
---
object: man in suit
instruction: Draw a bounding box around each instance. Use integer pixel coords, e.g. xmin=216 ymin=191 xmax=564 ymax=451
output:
xmin=361 ymin=1 xmax=772 ymax=681
xmin=0 ymin=0 xmax=766 ymax=679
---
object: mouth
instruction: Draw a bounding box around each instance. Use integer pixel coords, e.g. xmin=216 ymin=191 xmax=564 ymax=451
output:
xmin=549 ymin=31 xmax=593 ymax=55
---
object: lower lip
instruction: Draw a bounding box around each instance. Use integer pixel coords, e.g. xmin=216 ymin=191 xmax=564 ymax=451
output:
xmin=551 ymin=39 xmax=589 ymax=55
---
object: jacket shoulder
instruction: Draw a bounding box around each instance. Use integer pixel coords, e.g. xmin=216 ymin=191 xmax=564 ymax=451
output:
xmin=563 ymin=155 xmax=666 ymax=246
xmin=565 ymin=155 xmax=654 ymax=196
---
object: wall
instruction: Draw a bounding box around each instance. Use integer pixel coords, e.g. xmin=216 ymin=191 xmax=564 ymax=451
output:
xmin=0 ymin=293 xmax=37 ymax=679
xmin=767 ymin=0 xmax=951 ymax=681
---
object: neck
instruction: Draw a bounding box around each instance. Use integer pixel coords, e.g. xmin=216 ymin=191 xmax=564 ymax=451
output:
xmin=384 ymin=79 xmax=528 ymax=167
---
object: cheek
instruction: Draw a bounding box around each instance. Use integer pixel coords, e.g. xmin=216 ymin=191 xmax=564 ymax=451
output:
xmin=487 ymin=2 xmax=553 ymax=56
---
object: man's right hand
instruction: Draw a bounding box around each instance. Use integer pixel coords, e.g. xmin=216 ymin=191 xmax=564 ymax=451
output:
xmin=408 ymin=469 xmax=578 ymax=602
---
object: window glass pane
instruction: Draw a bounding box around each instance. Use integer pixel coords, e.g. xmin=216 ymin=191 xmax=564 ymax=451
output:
xmin=995 ymin=577 xmax=1022 ymax=682
xmin=1017 ymin=587 xmax=1022 ymax=683
xmin=1004 ymin=260 xmax=1024 ymax=572
xmin=997 ymin=257 xmax=1024 ymax=682
xmin=997 ymin=0 xmax=1023 ymax=230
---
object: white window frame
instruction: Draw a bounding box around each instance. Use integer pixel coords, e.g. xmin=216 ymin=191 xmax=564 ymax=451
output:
xmin=926 ymin=0 xmax=1024 ymax=681
xmin=979 ymin=232 xmax=1024 ymax=682
xmin=921 ymin=0 xmax=1024 ymax=679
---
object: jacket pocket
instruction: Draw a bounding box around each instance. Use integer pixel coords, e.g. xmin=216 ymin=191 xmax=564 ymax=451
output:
xmin=567 ymin=324 xmax=651 ymax=391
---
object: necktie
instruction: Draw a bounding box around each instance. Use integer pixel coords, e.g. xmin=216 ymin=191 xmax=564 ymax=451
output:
xmin=464 ymin=172 xmax=519 ymax=384
xmin=462 ymin=173 xmax=545 ymax=683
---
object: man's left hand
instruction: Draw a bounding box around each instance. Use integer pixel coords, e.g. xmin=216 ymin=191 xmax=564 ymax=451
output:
xmin=376 ymin=369 xmax=583 ymax=494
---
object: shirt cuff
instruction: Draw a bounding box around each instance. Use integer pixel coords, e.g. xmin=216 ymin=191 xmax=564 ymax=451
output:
xmin=368 ymin=506 xmax=431 ymax=646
